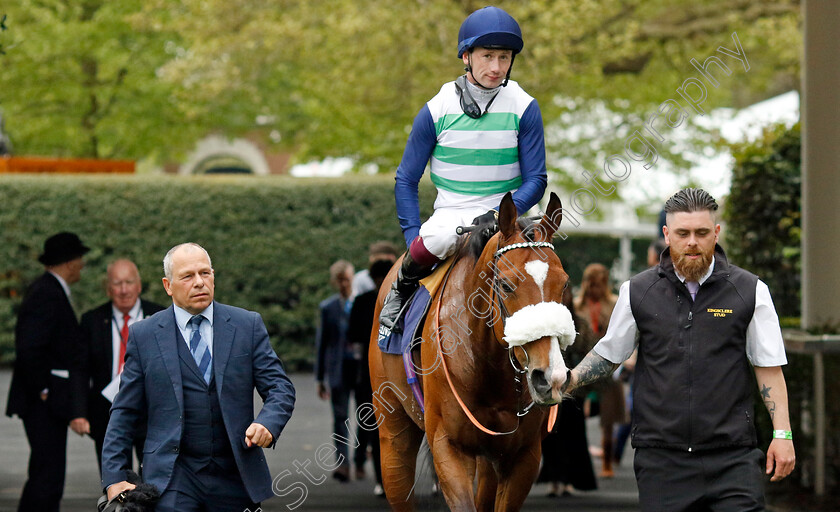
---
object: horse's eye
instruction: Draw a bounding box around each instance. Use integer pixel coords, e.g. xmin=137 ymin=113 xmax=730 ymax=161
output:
xmin=500 ymin=281 xmax=515 ymax=294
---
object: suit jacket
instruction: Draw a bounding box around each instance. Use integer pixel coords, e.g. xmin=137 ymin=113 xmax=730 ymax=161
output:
xmin=78 ymin=299 xmax=165 ymax=442
xmin=6 ymin=272 xmax=85 ymax=421
xmin=101 ymin=302 xmax=296 ymax=502
xmin=315 ymin=294 xmax=350 ymax=389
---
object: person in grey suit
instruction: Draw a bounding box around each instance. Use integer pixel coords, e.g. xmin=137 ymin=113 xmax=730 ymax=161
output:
xmin=102 ymin=243 xmax=296 ymax=511
xmin=315 ymin=259 xmax=355 ymax=482
xmin=79 ymin=259 xmax=165 ymax=471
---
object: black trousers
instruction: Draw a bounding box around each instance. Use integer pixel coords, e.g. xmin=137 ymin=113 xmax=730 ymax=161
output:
xmin=634 ymin=446 xmax=766 ymax=512
xmin=353 ymin=371 xmax=382 ymax=484
xmin=18 ymin=401 xmax=68 ymax=512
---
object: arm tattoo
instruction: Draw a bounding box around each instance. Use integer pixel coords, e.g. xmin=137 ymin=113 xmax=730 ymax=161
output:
xmin=571 ymin=352 xmax=620 ymax=391
xmin=760 ymin=384 xmax=772 ymax=399
xmin=761 ymin=384 xmax=776 ymax=420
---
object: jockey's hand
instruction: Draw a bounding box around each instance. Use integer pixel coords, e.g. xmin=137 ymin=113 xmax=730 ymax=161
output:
xmin=472 ymin=210 xmax=499 ymax=226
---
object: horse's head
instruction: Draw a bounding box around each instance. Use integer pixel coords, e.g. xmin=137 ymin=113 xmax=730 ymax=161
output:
xmin=483 ymin=192 xmax=573 ymax=405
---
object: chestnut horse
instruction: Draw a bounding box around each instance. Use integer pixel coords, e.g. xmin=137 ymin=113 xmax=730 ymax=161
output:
xmin=369 ymin=192 xmax=574 ymax=511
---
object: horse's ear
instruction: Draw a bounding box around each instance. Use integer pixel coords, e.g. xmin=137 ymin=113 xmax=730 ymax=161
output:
xmin=539 ymin=192 xmax=563 ymax=239
xmin=498 ymin=192 xmax=518 ymax=238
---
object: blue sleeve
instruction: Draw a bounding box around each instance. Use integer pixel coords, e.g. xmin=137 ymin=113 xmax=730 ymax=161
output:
xmin=251 ymin=312 xmax=296 ymax=445
xmin=512 ymin=100 xmax=548 ymax=214
xmin=101 ymin=330 xmax=146 ymax=488
xmin=395 ymin=105 xmax=437 ymax=248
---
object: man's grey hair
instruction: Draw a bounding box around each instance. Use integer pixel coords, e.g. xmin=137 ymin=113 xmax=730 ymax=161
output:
xmin=163 ymin=243 xmax=213 ymax=280
xmin=663 ymin=188 xmax=719 ymax=215
xmin=104 ymin=258 xmax=141 ymax=289
xmin=329 ymin=259 xmax=354 ymax=283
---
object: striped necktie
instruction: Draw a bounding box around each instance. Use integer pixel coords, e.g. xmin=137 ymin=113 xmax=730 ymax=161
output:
xmin=188 ymin=315 xmax=212 ymax=384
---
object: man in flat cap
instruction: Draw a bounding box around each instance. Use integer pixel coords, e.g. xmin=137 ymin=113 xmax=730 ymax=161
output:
xmin=6 ymin=232 xmax=92 ymax=512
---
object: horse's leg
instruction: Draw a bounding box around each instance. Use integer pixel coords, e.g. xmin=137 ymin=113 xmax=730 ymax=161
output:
xmin=474 ymin=455 xmax=498 ymax=512
xmin=493 ymin=440 xmax=542 ymax=511
xmin=379 ymin=414 xmax=424 ymax=512
xmin=370 ymin=343 xmax=424 ymax=512
xmin=429 ymin=431 xmax=479 ymax=511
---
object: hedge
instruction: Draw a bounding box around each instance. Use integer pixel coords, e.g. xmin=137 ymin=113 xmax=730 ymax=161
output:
xmin=0 ymin=175 xmax=423 ymax=367
xmin=0 ymin=174 xmax=649 ymax=369
xmin=725 ymin=123 xmax=840 ymax=497
xmin=725 ymin=123 xmax=801 ymax=317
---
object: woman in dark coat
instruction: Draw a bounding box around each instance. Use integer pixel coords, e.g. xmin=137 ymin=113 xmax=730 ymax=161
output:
xmin=538 ymin=285 xmax=598 ymax=496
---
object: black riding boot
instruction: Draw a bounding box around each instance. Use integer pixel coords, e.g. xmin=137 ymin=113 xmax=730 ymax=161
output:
xmin=379 ymin=253 xmax=433 ymax=333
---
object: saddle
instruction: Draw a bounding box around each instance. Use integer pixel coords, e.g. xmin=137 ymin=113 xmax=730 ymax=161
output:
xmin=377 ymin=257 xmax=455 ymax=356
xmin=377 ymin=257 xmax=456 ymax=413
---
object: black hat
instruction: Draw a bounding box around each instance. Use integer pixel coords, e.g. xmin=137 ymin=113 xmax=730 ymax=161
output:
xmin=38 ymin=232 xmax=90 ymax=266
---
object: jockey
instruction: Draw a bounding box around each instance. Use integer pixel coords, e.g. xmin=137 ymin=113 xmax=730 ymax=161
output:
xmin=380 ymin=6 xmax=548 ymax=332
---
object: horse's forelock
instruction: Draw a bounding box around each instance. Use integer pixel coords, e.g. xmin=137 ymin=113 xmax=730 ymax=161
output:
xmin=518 ymin=218 xmax=537 ymax=242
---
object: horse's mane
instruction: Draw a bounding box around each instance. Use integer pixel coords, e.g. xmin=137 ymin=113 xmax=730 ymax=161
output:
xmin=458 ymin=217 xmax=539 ymax=263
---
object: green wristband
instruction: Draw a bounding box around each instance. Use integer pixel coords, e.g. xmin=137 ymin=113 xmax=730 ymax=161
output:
xmin=773 ymin=429 xmax=793 ymax=440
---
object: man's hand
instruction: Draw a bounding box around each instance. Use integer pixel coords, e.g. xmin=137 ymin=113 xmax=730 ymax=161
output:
xmin=69 ymin=417 xmax=90 ymax=436
xmin=244 ymin=422 xmax=273 ymax=448
xmin=471 ymin=209 xmax=498 ymax=226
xmin=766 ymin=438 xmax=795 ymax=482
xmin=317 ymin=382 xmax=330 ymax=401
xmin=566 ymin=351 xmax=620 ymax=395
xmin=40 ymin=390 xmax=49 ymax=401
xmin=107 ymin=481 xmax=136 ymax=501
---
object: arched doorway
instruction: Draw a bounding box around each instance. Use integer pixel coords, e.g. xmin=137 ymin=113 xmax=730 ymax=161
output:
xmin=179 ymin=135 xmax=270 ymax=175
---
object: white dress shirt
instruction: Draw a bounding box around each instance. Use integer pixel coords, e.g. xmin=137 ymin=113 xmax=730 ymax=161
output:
xmin=173 ymin=303 xmax=214 ymax=356
xmin=110 ymin=300 xmax=144 ymax=379
xmin=593 ymin=257 xmax=788 ymax=367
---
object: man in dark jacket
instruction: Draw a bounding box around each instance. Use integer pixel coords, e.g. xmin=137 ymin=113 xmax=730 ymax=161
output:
xmin=79 ymin=258 xmax=165 ymax=470
xmin=347 ymin=259 xmax=392 ymax=495
xmin=5 ymin=232 xmax=91 ymax=512
xmin=565 ymin=189 xmax=795 ymax=512
xmin=315 ymin=259 xmax=355 ymax=482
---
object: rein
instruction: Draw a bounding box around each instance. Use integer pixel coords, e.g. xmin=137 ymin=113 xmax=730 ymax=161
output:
xmin=434 ymin=235 xmax=560 ymax=436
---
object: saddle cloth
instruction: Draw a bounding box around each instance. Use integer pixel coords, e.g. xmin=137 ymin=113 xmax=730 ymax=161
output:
xmin=377 ymin=257 xmax=455 ymax=355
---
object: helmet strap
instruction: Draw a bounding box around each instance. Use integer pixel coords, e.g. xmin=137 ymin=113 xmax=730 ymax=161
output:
xmin=502 ymin=53 xmax=515 ymax=87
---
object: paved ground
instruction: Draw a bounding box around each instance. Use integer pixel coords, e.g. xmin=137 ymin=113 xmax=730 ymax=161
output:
xmin=0 ymin=369 xmax=641 ymax=511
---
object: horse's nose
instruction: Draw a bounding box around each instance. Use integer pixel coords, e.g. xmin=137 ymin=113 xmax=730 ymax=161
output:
xmin=531 ymin=369 xmax=552 ymax=397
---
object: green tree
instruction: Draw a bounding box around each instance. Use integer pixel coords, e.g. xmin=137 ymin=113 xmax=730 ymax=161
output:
xmin=144 ymin=0 xmax=799 ymax=177
xmin=1 ymin=0 xmax=800 ymax=179
xmin=0 ymin=1 xmax=204 ymax=160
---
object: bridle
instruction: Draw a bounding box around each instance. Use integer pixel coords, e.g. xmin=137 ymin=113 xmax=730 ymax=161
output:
xmin=434 ymin=231 xmax=559 ymax=435
xmin=491 ymin=237 xmax=555 ymax=418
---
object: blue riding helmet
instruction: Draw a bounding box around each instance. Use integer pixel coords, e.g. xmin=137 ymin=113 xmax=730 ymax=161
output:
xmin=457 ymin=6 xmax=523 ymax=58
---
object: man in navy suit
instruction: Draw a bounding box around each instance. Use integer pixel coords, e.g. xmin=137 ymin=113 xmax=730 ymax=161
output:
xmin=5 ymin=232 xmax=92 ymax=512
xmin=79 ymin=258 xmax=165 ymax=471
xmin=315 ymin=259 xmax=355 ymax=482
xmin=102 ymin=243 xmax=296 ymax=511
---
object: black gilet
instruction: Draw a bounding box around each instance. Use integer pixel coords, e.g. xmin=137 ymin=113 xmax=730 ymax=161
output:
xmin=629 ymin=244 xmax=759 ymax=451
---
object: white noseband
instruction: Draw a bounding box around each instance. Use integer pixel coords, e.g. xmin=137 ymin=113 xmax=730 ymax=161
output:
xmin=503 ymin=302 xmax=576 ymax=348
